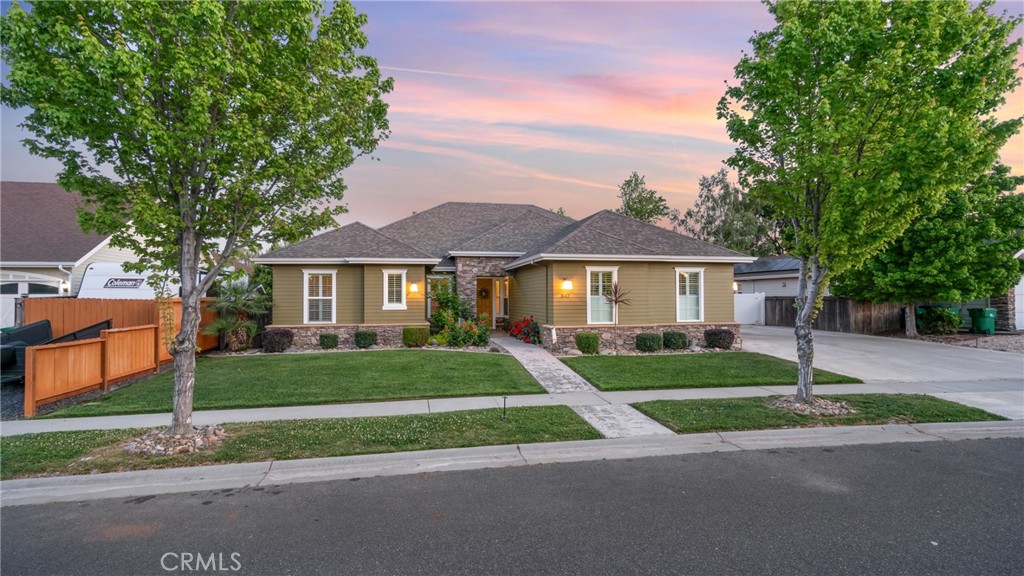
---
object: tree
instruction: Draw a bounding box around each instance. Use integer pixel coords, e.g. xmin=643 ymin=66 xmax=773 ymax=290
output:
xmin=2 ymin=0 xmax=393 ymax=434
xmin=674 ymin=168 xmax=784 ymax=256
xmin=833 ymin=164 xmax=1024 ymax=336
xmin=718 ymin=0 xmax=1021 ymax=404
xmin=615 ymin=172 xmax=674 ymax=224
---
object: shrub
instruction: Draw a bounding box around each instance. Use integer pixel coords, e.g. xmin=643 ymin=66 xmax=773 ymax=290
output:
xmin=318 ymin=333 xmax=338 ymax=349
xmin=354 ymin=330 xmax=377 ymax=349
xmin=703 ymin=328 xmax=735 ymax=350
xmin=508 ymin=315 xmax=540 ymax=344
xmin=402 ymin=326 xmax=430 ymax=347
xmin=920 ymin=308 xmax=962 ymax=335
xmin=262 ymin=328 xmax=293 ymax=353
xmin=663 ymin=331 xmax=688 ymax=350
xmin=575 ymin=332 xmax=600 ymax=355
xmin=635 ymin=332 xmax=663 ymax=352
xmin=428 ymin=278 xmax=471 ymax=334
xmin=432 ymin=332 xmax=449 ymax=346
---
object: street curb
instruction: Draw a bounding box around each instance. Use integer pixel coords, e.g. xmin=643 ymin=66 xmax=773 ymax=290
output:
xmin=2 ymin=420 xmax=1021 ymax=507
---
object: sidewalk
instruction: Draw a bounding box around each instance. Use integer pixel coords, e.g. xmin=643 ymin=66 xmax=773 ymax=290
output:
xmin=2 ymin=420 xmax=1020 ymax=507
xmin=2 ymin=378 xmax=1020 ymax=437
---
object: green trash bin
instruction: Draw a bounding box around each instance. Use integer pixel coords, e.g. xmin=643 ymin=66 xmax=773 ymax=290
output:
xmin=968 ymin=308 xmax=996 ymax=335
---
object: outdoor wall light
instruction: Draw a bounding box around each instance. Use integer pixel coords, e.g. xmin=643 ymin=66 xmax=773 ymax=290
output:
xmin=732 ymin=282 xmax=739 ymax=292
xmin=409 ymin=282 xmax=419 ymax=293
xmin=561 ymin=279 xmax=573 ymax=291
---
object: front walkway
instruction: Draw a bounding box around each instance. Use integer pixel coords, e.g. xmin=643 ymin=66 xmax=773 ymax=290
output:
xmin=490 ymin=333 xmax=596 ymax=393
xmin=491 ymin=333 xmax=675 ymax=437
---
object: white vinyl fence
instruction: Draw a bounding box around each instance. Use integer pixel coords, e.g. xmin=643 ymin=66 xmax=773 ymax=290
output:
xmin=734 ymin=293 xmax=765 ymax=325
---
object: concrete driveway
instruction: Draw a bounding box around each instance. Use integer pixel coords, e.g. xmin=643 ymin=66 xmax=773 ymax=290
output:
xmin=742 ymin=326 xmax=1024 ymax=420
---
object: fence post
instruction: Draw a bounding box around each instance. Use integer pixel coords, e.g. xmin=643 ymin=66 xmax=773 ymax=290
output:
xmin=23 ymin=346 xmax=36 ymax=418
xmin=100 ymin=333 xmax=109 ymax=391
xmin=153 ymin=325 xmax=161 ymax=371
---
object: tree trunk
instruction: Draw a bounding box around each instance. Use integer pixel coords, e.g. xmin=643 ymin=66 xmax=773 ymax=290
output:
xmin=904 ymin=304 xmax=918 ymax=338
xmin=794 ymin=255 xmax=827 ymax=404
xmin=169 ymin=221 xmax=203 ymax=436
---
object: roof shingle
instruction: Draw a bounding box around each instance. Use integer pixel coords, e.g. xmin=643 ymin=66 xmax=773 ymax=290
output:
xmin=0 ymin=182 xmax=109 ymax=263
xmin=508 ymin=210 xmax=750 ymax=267
xmin=260 ymin=222 xmax=437 ymax=261
xmin=378 ymin=202 xmax=574 ymax=257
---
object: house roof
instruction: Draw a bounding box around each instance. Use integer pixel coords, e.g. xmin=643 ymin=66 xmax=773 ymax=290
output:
xmin=378 ymin=202 xmax=574 ymax=257
xmin=734 ymin=256 xmax=802 ymax=277
xmin=506 ymin=210 xmax=753 ymax=269
xmin=0 ymin=182 xmax=110 ymax=264
xmin=256 ymin=222 xmax=438 ymax=263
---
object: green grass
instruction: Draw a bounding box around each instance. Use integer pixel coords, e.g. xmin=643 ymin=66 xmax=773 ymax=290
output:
xmin=634 ymin=394 xmax=1008 ymax=435
xmin=1 ymin=406 xmax=601 ymax=480
xmin=561 ymin=352 xmax=860 ymax=391
xmin=47 ymin=350 xmax=545 ymax=418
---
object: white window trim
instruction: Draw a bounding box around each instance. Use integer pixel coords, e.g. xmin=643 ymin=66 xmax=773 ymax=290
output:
xmin=382 ymin=268 xmax=408 ymax=311
xmin=675 ymin=267 xmax=705 ymax=323
xmin=302 ymin=269 xmax=337 ymax=325
xmin=586 ymin=266 xmax=619 ymax=325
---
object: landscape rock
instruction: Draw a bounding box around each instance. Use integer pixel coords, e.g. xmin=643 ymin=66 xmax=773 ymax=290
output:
xmin=123 ymin=425 xmax=227 ymax=457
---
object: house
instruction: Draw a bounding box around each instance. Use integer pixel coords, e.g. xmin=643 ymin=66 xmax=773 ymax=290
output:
xmin=254 ymin=202 xmax=754 ymax=351
xmin=0 ymin=182 xmax=140 ymax=326
xmin=734 ymin=255 xmax=833 ymax=297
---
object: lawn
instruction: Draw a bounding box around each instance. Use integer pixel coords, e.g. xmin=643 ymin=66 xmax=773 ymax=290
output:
xmin=561 ymin=352 xmax=860 ymax=391
xmin=634 ymin=394 xmax=1007 ymax=435
xmin=1 ymin=406 xmax=601 ymax=480
xmin=48 ymin=350 xmax=544 ymax=418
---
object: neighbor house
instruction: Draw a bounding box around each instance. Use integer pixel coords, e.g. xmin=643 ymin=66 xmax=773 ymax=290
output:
xmin=0 ymin=182 xmax=140 ymax=326
xmin=254 ymin=202 xmax=755 ymax=351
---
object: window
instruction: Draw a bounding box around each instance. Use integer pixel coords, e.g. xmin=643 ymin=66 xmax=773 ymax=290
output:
xmin=0 ymin=283 xmax=17 ymax=295
xmin=382 ymin=269 xmax=407 ymax=310
xmin=303 ymin=269 xmax=336 ymax=324
xmin=586 ymin=266 xmax=618 ymax=324
xmin=676 ymin=268 xmax=704 ymax=322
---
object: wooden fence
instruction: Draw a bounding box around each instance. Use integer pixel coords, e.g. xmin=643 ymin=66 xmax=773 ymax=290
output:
xmin=23 ymin=298 xmax=156 ymax=339
xmin=23 ymin=325 xmax=159 ymax=417
xmin=22 ymin=297 xmax=218 ymax=359
xmin=764 ymin=296 xmax=904 ymax=334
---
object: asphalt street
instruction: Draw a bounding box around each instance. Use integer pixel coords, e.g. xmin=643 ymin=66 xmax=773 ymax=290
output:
xmin=2 ymin=439 xmax=1021 ymax=576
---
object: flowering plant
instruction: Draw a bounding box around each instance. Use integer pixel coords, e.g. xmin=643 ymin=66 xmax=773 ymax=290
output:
xmin=507 ymin=315 xmax=540 ymax=345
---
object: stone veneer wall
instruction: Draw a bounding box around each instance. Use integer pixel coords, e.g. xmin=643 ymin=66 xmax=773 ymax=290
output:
xmin=268 ymin=324 xmax=428 ymax=350
xmin=989 ymin=291 xmax=1015 ymax=332
xmin=541 ymin=323 xmax=743 ymax=354
xmin=455 ymin=256 xmax=515 ymax=316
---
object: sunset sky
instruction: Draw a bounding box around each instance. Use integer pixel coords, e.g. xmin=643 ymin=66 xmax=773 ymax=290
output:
xmin=2 ymin=1 xmax=1022 ymax=228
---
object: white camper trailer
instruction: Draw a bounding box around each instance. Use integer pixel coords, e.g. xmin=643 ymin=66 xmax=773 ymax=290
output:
xmin=77 ymin=263 xmax=165 ymax=299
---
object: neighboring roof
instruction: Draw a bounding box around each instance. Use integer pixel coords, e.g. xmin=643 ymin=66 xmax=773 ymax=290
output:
xmin=378 ymin=202 xmax=574 ymax=257
xmin=506 ymin=210 xmax=753 ymax=269
xmin=255 ymin=222 xmax=438 ymax=263
xmin=0 ymin=182 xmax=110 ymax=264
xmin=734 ymin=256 xmax=802 ymax=277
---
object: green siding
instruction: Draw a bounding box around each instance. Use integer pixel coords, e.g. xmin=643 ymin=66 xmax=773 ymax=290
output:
xmin=509 ymin=265 xmax=548 ymax=324
xmin=363 ymin=265 xmax=427 ymax=325
xmin=271 ymin=265 xmax=363 ymax=325
xmin=548 ymin=261 xmax=736 ymax=325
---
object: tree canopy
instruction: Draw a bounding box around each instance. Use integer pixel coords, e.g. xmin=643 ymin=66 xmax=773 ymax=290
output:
xmin=674 ymin=169 xmax=783 ymax=256
xmin=719 ymin=0 xmax=1022 ymax=402
xmin=615 ymin=171 xmax=674 ymax=224
xmin=1 ymin=0 xmax=393 ymax=433
xmin=833 ymin=164 xmax=1024 ymax=306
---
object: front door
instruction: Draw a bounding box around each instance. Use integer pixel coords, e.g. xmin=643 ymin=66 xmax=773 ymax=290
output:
xmin=476 ymin=278 xmax=493 ymax=328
